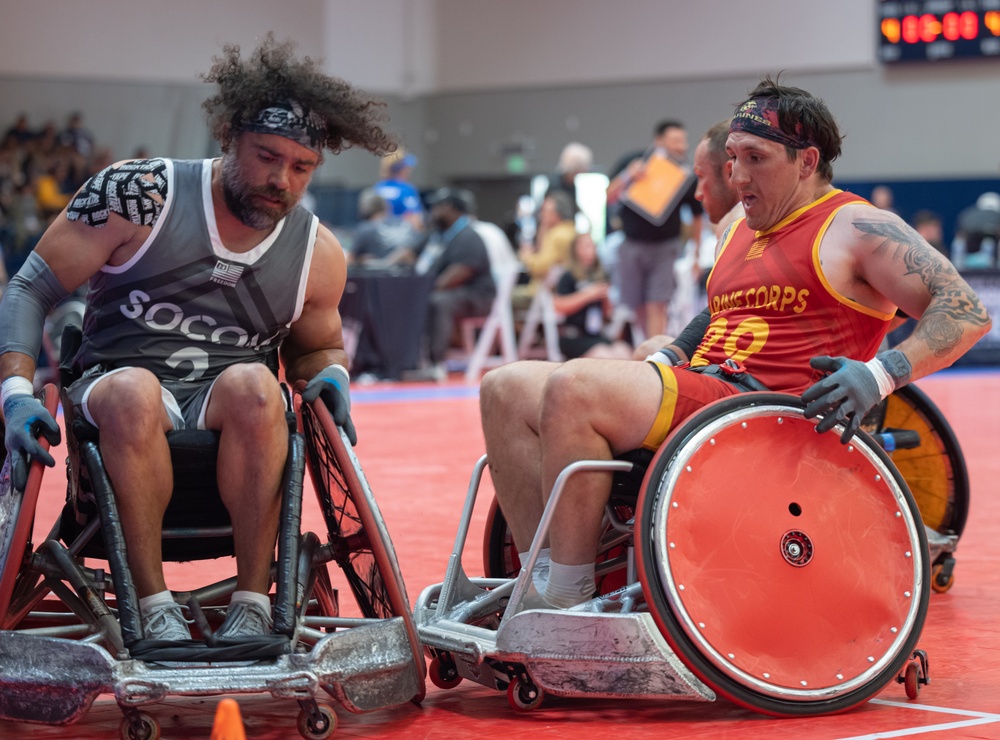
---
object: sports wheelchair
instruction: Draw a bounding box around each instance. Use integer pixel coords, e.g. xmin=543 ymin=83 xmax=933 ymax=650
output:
xmin=415 ymin=392 xmax=935 ymax=716
xmin=484 ymin=383 xmax=968 ymax=596
xmin=0 ymin=334 xmax=426 ymax=739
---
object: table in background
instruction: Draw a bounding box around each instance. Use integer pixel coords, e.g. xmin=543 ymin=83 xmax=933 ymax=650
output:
xmin=339 ymin=269 xmax=434 ymax=380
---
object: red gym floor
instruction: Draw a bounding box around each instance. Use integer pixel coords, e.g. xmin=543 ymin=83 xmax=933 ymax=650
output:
xmin=2 ymin=369 xmax=999 ymax=739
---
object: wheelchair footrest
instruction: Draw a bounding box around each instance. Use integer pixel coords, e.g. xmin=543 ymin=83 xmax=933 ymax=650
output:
xmin=127 ymin=634 xmax=290 ymax=662
xmin=0 ymin=618 xmax=422 ymax=725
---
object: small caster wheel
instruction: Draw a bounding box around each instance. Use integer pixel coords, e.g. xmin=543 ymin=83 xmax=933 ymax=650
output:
xmin=297 ymin=703 xmax=337 ymax=739
xmin=903 ymin=661 xmax=920 ymax=700
xmin=507 ymin=676 xmax=544 ymax=712
xmin=429 ymin=655 xmax=462 ymax=689
xmin=931 ymin=563 xmax=955 ymax=593
xmin=120 ymin=712 xmax=160 ymax=740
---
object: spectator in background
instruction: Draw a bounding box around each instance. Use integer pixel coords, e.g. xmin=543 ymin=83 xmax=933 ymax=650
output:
xmin=552 ymin=231 xmax=632 ymax=360
xmin=911 ymin=210 xmax=947 ymax=257
xmin=547 ymin=141 xmax=593 ymax=205
xmin=515 ymin=190 xmax=577 ymax=307
xmin=871 ymin=185 xmax=896 ymax=213
xmin=418 ymin=188 xmax=495 ymax=380
xmin=373 ymin=148 xmax=424 ymax=229
xmin=348 ymin=187 xmax=423 ymax=268
xmin=34 ymin=157 xmax=74 ymax=222
xmin=57 ymin=111 xmax=95 ymax=160
xmin=3 ymin=114 xmax=35 ymax=147
xmin=465 ymin=189 xmax=519 ymax=277
xmin=952 ymin=192 xmax=1000 ymax=270
xmin=606 ymin=119 xmax=703 ymax=338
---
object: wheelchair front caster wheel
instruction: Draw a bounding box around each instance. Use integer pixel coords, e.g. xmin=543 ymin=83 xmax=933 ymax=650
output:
xmin=297 ymin=702 xmax=337 ymax=739
xmin=897 ymin=649 xmax=930 ymax=700
xmin=931 ymin=562 xmax=955 ymax=593
xmin=903 ymin=662 xmax=920 ymax=699
xmin=429 ymin=655 xmax=462 ymax=689
xmin=507 ymin=676 xmax=544 ymax=711
xmin=120 ymin=712 xmax=160 ymax=740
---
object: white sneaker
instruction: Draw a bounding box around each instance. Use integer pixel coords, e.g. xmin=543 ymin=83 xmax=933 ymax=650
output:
xmin=215 ymin=601 xmax=273 ymax=639
xmin=142 ymin=602 xmax=192 ymax=641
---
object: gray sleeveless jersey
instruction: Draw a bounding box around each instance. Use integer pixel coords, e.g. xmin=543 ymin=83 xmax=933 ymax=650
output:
xmin=74 ymin=158 xmax=318 ymax=382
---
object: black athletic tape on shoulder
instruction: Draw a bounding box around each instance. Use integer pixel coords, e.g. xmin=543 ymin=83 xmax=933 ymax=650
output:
xmin=0 ymin=251 xmax=70 ymax=360
xmin=66 ymin=159 xmax=168 ymax=228
xmin=672 ymin=308 xmax=711 ymax=359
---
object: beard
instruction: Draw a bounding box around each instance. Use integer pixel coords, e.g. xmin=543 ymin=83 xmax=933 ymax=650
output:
xmin=220 ymin=155 xmax=297 ymax=230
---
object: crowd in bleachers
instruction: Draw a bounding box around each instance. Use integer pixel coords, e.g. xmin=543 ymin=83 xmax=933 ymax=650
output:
xmin=0 ymin=112 xmax=114 ymax=279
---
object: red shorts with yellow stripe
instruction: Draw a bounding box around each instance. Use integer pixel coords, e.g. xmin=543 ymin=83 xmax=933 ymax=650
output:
xmin=640 ymin=362 xmax=743 ymax=451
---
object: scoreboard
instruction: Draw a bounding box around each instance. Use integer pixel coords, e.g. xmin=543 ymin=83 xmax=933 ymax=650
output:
xmin=879 ymin=0 xmax=1000 ymax=62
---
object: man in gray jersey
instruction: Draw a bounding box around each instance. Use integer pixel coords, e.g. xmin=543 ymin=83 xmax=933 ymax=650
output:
xmin=0 ymin=35 xmax=396 ymax=641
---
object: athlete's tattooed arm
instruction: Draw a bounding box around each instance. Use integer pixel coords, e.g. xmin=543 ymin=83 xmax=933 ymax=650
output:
xmin=852 ymin=217 xmax=991 ymax=373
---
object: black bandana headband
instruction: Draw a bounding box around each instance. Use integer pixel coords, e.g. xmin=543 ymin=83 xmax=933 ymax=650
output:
xmin=240 ymin=100 xmax=327 ymax=154
xmin=730 ymin=96 xmax=816 ymax=150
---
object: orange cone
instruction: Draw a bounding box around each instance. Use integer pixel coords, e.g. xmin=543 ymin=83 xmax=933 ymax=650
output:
xmin=210 ymin=698 xmax=246 ymax=740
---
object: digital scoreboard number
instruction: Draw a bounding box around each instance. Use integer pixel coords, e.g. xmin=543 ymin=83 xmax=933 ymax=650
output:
xmin=879 ymin=0 xmax=1000 ymax=62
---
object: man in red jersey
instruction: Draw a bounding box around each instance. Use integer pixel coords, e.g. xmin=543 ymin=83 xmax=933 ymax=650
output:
xmin=479 ymin=76 xmax=991 ymax=609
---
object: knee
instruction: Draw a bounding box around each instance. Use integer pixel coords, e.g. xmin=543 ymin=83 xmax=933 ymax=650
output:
xmin=480 ymin=363 xmax=535 ymax=424
xmin=539 ymin=361 xmax=592 ymax=432
xmin=211 ymin=365 xmax=285 ymax=428
xmin=93 ymin=370 xmax=165 ymax=432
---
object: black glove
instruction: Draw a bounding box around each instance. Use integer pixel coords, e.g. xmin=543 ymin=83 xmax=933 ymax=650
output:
xmin=302 ymin=365 xmax=356 ymax=446
xmin=800 ymin=356 xmax=883 ymax=444
xmin=3 ymin=393 xmax=61 ymax=491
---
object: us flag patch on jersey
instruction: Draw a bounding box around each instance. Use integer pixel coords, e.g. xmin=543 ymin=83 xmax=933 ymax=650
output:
xmin=210 ymin=260 xmax=245 ymax=287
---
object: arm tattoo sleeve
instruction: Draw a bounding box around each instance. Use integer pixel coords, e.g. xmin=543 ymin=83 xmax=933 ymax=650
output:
xmin=853 ymin=218 xmax=991 ymax=356
xmin=66 ymin=159 xmax=168 ymax=228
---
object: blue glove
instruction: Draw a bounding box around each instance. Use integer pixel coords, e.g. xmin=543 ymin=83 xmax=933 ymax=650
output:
xmin=3 ymin=393 xmax=61 ymax=491
xmin=800 ymin=356 xmax=883 ymax=444
xmin=302 ymin=365 xmax=356 ymax=445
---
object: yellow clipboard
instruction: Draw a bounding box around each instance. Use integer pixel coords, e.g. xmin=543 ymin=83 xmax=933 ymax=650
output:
xmin=622 ymin=152 xmax=695 ymax=226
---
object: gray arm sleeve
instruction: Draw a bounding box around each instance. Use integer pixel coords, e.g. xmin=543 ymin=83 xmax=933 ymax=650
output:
xmin=0 ymin=251 xmax=71 ymax=360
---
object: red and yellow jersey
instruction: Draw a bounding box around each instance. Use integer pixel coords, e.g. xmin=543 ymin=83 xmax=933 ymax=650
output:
xmin=689 ymin=190 xmax=893 ymax=394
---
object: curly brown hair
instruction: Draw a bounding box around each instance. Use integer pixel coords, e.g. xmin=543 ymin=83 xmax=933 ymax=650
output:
xmin=202 ymin=33 xmax=397 ymax=157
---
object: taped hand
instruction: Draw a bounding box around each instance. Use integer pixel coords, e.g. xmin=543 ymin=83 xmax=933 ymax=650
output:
xmin=800 ymin=356 xmax=882 ymax=444
xmin=3 ymin=393 xmax=60 ymax=491
xmin=302 ymin=365 xmax=356 ymax=445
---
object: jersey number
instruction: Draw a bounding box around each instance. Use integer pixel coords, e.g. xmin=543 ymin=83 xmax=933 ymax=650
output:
xmin=691 ymin=316 xmax=769 ymax=366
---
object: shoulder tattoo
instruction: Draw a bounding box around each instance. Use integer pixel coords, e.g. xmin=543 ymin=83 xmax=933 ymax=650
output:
xmin=66 ymin=159 xmax=168 ymax=228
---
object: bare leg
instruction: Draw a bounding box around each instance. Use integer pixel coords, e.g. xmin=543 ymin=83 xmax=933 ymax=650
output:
xmin=645 ymin=300 xmax=667 ymax=338
xmin=88 ymin=370 xmax=175 ymax=598
xmin=538 ymin=359 xmax=664 ymax=565
xmin=205 ymin=364 xmax=288 ymax=594
xmin=479 ymin=361 xmax=560 ymax=552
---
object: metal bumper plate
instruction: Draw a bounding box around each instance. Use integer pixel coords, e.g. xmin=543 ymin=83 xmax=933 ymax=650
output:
xmin=0 ymin=617 xmax=420 ymax=725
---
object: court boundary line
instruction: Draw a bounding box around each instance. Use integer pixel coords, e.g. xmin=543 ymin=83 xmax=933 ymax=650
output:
xmin=836 ymin=699 xmax=1000 ymax=739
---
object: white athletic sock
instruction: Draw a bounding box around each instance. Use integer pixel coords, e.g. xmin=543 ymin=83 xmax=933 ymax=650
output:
xmin=518 ymin=547 xmax=551 ymax=593
xmin=544 ymin=560 xmax=596 ymax=609
xmin=138 ymin=589 xmax=176 ymax=615
xmin=229 ymin=590 xmax=271 ymax=611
